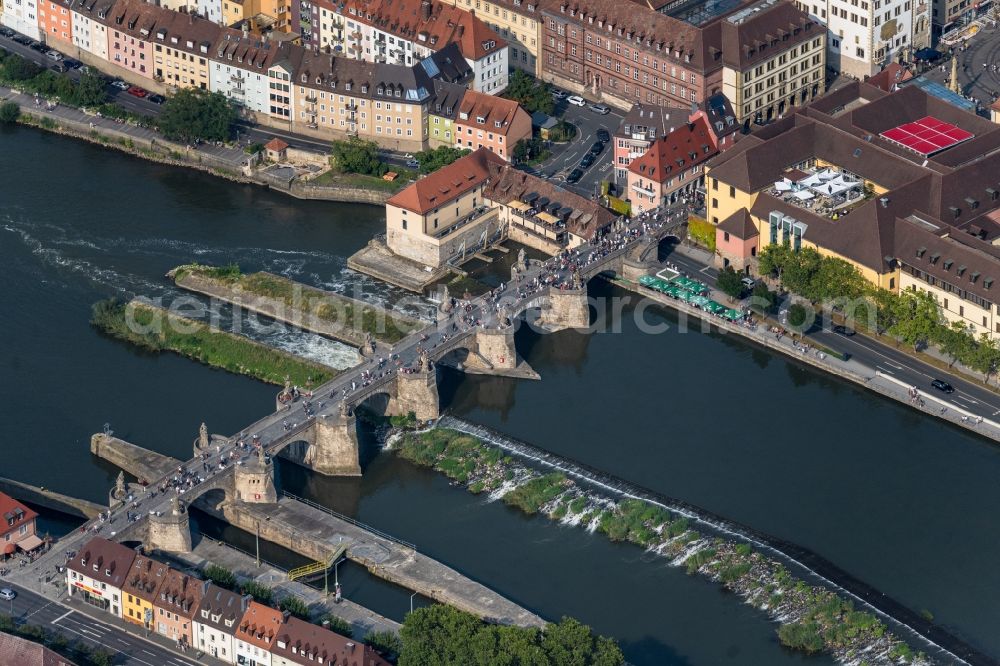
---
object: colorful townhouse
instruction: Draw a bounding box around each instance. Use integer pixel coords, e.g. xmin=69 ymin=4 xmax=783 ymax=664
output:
xmin=209 ymin=27 xmax=282 ymax=117
xmin=452 ymin=88 xmax=531 ymax=161
xmin=2 ymin=0 xmax=41 ymax=41
xmin=440 ymin=0 xmax=544 ymax=76
xmin=234 ymin=600 xmax=287 ymax=666
xmin=271 ymin=614 xmax=391 ymax=666
xmin=0 ymin=492 xmax=41 ymax=559
xmin=194 ymin=583 xmax=249 ymax=663
xmin=154 ymin=567 xmax=207 ymax=647
xmin=122 ymin=552 xmax=169 ymax=630
xmin=37 ymin=0 xmax=73 ymax=49
xmin=69 ymin=0 xmax=115 ymax=62
xmin=65 ymin=537 xmax=137 ymax=619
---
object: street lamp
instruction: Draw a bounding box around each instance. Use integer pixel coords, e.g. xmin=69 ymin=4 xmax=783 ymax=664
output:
xmin=409 ymin=592 xmax=418 ymax=614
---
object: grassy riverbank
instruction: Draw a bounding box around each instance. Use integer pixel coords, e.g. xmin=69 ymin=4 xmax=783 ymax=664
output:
xmin=90 ymin=298 xmax=335 ymax=388
xmin=396 ymin=428 xmax=931 ymax=665
xmin=172 ymin=263 xmax=414 ymax=344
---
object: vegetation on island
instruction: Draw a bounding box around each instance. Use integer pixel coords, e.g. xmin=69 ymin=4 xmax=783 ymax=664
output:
xmin=0 ymin=613 xmax=114 ymax=666
xmin=396 ymin=428 xmax=931 ymax=664
xmin=156 ymin=88 xmax=237 ymax=143
xmin=504 ymin=69 xmax=555 ymax=115
xmin=173 ymin=263 xmax=415 ymax=343
xmin=758 ymin=243 xmax=1000 ymax=382
xmin=399 ymin=604 xmax=624 ymax=666
xmin=90 ymin=298 xmax=335 ymax=388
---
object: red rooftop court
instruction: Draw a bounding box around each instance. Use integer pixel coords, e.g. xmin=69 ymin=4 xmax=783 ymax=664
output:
xmin=879 ymin=116 xmax=975 ymax=156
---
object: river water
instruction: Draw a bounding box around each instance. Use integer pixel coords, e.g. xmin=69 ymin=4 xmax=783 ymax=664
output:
xmin=3 ymin=126 xmax=997 ymax=664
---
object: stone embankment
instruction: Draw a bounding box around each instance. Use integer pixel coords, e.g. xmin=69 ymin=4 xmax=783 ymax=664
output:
xmin=0 ymin=477 xmax=104 ymax=519
xmin=90 ymin=433 xmax=545 ymax=629
xmin=170 ymin=265 xmax=421 ymax=347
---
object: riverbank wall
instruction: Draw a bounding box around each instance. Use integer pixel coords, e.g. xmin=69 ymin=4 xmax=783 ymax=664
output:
xmin=3 ymin=91 xmax=390 ymax=206
xmin=613 ymin=276 xmax=1000 ymax=444
xmin=0 ymin=477 xmax=103 ymax=520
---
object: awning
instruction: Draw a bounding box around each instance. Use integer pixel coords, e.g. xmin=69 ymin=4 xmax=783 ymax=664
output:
xmin=508 ymin=200 xmax=530 ymax=211
xmin=17 ymin=534 xmax=43 ymax=551
xmin=536 ymin=212 xmax=560 ymax=224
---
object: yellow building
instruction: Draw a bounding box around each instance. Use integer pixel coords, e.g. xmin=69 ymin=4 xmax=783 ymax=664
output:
xmin=443 ymin=0 xmax=540 ymax=75
xmin=705 ymin=81 xmax=1000 ymax=339
xmin=122 ymin=554 xmax=169 ymax=630
xmin=151 ymin=12 xmax=218 ymax=91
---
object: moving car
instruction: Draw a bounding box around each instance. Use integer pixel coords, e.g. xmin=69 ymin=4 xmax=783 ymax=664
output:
xmin=931 ymin=379 xmax=954 ymax=394
xmin=832 ymin=324 xmax=856 ymax=337
xmin=0 ymin=588 xmax=16 ymax=601
xmin=566 ymin=95 xmax=585 ymax=107
xmin=126 ymin=86 xmax=148 ymax=98
xmin=589 ymin=104 xmax=610 ymax=115
xmin=596 ymin=128 xmax=610 ymax=142
xmin=740 ymin=276 xmax=756 ymax=290
xmin=579 ymin=153 xmax=595 ymax=168
xmin=405 ymin=159 xmax=420 ymax=169
xmin=148 ymin=94 xmax=166 ymax=105
xmin=566 ymin=168 xmax=584 ymax=183
xmin=589 ymin=141 xmax=604 ymax=155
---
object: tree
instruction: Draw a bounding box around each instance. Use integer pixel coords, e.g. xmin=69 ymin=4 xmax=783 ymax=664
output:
xmin=278 ymin=594 xmax=310 ymax=620
xmin=74 ymin=71 xmax=109 ymax=108
xmin=366 ymin=630 xmax=403 ymax=662
xmin=320 ymin=614 xmax=354 ymax=637
xmin=1 ymin=54 xmax=42 ymax=81
xmin=809 ymin=256 xmax=867 ymax=302
xmin=505 ymin=69 xmax=554 ymax=115
xmin=716 ymin=265 xmax=744 ymax=301
xmin=203 ymin=564 xmax=236 ymax=589
xmin=156 ymin=88 xmax=236 ymax=143
xmin=413 ymin=145 xmax=470 ymax=173
xmin=330 ymin=137 xmax=387 ymax=176
xmin=888 ymin=289 xmax=941 ymax=350
xmin=541 ymin=617 xmax=624 ymax=666
xmin=0 ymin=101 xmax=19 ymax=124
xmin=935 ymin=321 xmax=974 ymax=367
xmin=751 ymin=282 xmax=777 ymax=313
xmin=757 ymin=243 xmax=792 ymax=281
xmin=512 ymin=136 xmax=545 ymax=164
xmin=239 ymin=580 xmax=273 ymax=605
xmin=968 ymin=333 xmax=1000 ymax=384
xmin=787 ymin=303 xmax=810 ymax=330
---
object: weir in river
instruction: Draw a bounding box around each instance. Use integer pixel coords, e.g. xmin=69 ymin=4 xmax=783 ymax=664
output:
xmin=436 ymin=416 xmax=993 ymax=666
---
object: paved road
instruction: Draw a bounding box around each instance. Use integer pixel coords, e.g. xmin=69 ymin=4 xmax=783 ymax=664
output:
xmin=662 ymin=244 xmax=1000 ymax=419
xmin=0 ymin=582 xmax=204 ymax=666
xmin=912 ymin=20 xmax=1000 ymax=108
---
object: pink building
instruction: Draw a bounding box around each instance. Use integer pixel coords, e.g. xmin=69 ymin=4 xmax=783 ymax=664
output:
xmin=715 ymin=209 xmax=759 ymax=273
xmin=0 ymin=492 xmax=40 ymax=560
xmin=626 ymin=115 xmax=719 ymax=214
xmin=106 ymin=0 xmax=159 ymax=82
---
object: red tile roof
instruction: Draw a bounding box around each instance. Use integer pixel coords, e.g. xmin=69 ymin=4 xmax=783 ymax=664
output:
xmin=387 ymin=147 xmax=507 ymax=214
xmin=272 ymin=615 xmax=391 ymax=666
xmin=235 ymin=601 xmax=286 ymax=651
xmin=627 ymin=116 xmax=719 ymax=183
xmin=66 ymin=537 xmax=138 ymax=590
xmin=265 ymin=138 xmax=289 ymax=151
xmin=123 ymin=553 xmax=169 ymax=603
xmin=0 ymin=632 xmax=77 ymax=666
xmin=0 ymin=491 xmax=37 ymax=539
xmin=343 ymin=0 xmax=506 ymax=61
xmin=456 ymin=89 xmax=528 ymax=135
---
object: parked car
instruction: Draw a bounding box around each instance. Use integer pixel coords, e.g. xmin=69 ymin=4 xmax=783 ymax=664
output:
xmin=566 ymin=168 xmax=584 ymax=183
xmin=50 ymin=62 xmax=67 ymax=73
xmin=12 ymin=35 xmax=31 ymax=45
xmin=0 ymin=588 xmax=16 ymax=601
xmin=931 ymin=379 xmax=954 ymax=393
xmin=566 ymin=95 xmax=585 ymax=107
xmin=551 ymin=89 xmax=567 ymax=100
xmin=579 ymin=153 xmax=595 ymax=168
xmin=111 ymin=80 xmax=129 ymax=90
xmin=589 ymin=141 xmax=604 ymax=155
xmin=46 ymin=50 xmax=62 ymax=61
xmin=148 ymin=93 xmax=166 ymax=105
xmin=832 ymin=324 xmax=855 ymax=337
xmin=62 ymin=58 xmax=81 ymax=69
xmin=405 ymin=159 xmax=420 ymax=169
xmin=126 ymin=86 xmax=148 ymax=98
xmin=596 ymin=128 xmax=610 ymax=142
xmin=28 ymin=41 xmax=46 ymax=52
xmin=0 ymin=27 xmax=14 ymax=38
xmin=589 ymin=104 xmax=610 ymax=115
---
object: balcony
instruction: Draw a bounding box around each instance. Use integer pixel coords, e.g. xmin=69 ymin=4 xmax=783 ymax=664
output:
xmin=435 ymin=206 xmax=499 ymax=240
xmin=508 ymin=206 xmax=567 ymax=244
xmin=230 ymin=87 xmax=246 ymax=97
xmin=630 ymin=182 xmax=656 ymax=197
xmin=305 ymin=93 xmax=317 ymax=103
xmin=345 ymin=101 xmax=357 ymax=110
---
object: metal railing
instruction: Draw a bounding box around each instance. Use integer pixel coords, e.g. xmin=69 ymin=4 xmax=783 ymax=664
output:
xmin=282 ymin=491 xmax=416 ymax=550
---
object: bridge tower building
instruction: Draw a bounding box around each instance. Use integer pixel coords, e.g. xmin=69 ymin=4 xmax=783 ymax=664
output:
xmin=234 ymin=447 xmax=277 ymax=503
xmin=388 ymin=352 xmax=439 ymax=422
xmin=148 ymin=496 xmax=192 ymax=553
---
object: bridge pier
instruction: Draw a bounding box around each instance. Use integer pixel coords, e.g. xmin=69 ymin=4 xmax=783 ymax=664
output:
xmin=389 ymin=368 xmax=440 ymax=422
xmin=475 ymin=328 xmax=517 ymax=370
xmin=234 ymin=448 xmax=278 ymax=503
xmin=148 ymin=496 xmax=192 ymax=553
xmin=539 ymin=286 xmax=590 ymax=331
xmin=623 ymin=257 xmax=652 ymax=283
xmin=305 ymin=412 xmax=362 ymax=477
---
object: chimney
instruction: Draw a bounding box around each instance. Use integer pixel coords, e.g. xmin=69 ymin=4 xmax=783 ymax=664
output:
xmin=421 ymin=0 xmax=431 ymax=20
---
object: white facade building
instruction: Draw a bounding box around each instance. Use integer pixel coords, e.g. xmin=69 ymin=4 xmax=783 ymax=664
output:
xmin=2 ymin=0 xmax=41 ymax=41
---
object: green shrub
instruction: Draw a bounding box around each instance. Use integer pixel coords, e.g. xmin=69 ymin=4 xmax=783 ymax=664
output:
xmin=203 ymin=564 xmax=236 ymax=589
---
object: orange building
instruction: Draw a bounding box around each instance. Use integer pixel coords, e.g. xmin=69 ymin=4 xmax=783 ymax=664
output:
xmin=234 ymin=600 xmax=286 ymax=666
xmin=453 ymin=89 xmax=531 ymax=162
xmin=0 ymin=492 xmax=40 ymax=560
xmin=38 ymin=0 xmax=73 ymax=47
xmin=153 ymin=568 xmax=206 ymax=648
xmin=121 ymin=553 xmax=169 ymax=629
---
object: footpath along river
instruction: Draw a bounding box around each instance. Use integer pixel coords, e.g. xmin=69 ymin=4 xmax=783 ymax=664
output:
xmin=3 ymin=126 xmax=999 ymax=664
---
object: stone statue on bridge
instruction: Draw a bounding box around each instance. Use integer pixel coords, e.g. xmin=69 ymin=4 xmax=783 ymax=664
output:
xmin=199 ymin=422 xmax=209 ymax=450
xmin=112 ymin=471 xmax=126 ymax=501
xmin=571 ymin=270 xmax=582 ymax=290
xmin=439 ymin=285 xmax=453 ymax=314
xmin=419 ymin=349 xmax=433 ymax=372
xmin=512 ymin=248 xmax=528 ymax=280
xmin=280 ymin=377 xmax=293 ymax=401
xmin=360 ymin=332 xmax=376 ymax=357
xmin=340 ymin=400 xmax=353 ymax=417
